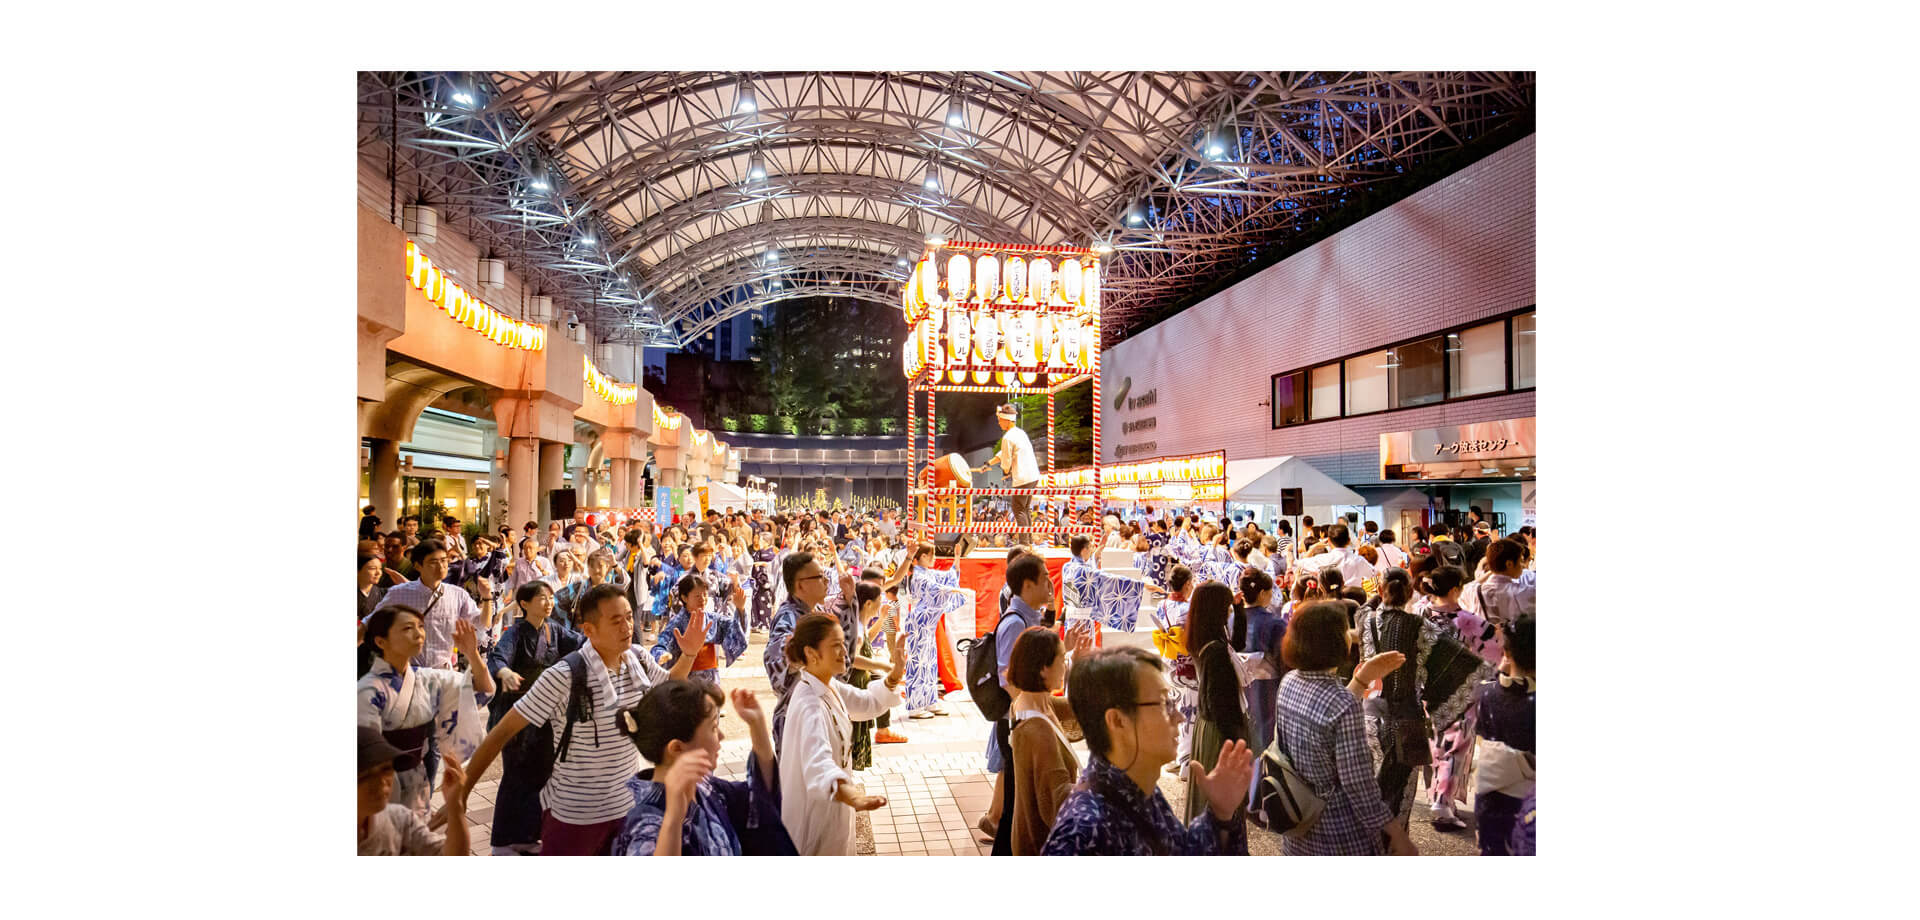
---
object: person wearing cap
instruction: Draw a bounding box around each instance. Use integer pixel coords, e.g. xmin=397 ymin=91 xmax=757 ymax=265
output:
xmin=975 ymin=403 xmax=1042 ymax=545
xmin=358 ymin=726 xmax=469 ymax=855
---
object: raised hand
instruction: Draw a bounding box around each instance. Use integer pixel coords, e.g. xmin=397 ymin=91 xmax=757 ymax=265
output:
xmin=441 ymin=757 xmax=468 ymax=816
xmin=497 ymin=667 xmax=523 ymax=692
xmin=662 ymin=750 xmax=715 ymax=807
xmin=730 ymin=688 xmax=766 ymax=731
xmin=452 ymin=619 xmax=480 ymax=658
xmin=1192 ymin=740 xmax=1255 ymax=821
xmin=675 ymin=603 xmax=709 ymax=658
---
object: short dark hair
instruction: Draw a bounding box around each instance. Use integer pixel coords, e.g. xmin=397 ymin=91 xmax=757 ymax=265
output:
xmin=1167 ymin=564 xmax=1194 ymax=594
xmin=1006 ymin=626 xmax=1065 ymax=693
xmin=1069 ymin=534 xmax=1092 ymax=556
xmin=1378 ymin=528 xmax=1396 ymax=545
xmin=576 ymin=583 xmax=628 ymax=626
xmin=1487 ymin=538 xmax=1526 ymax=572
xmin=781 ymin=551 xmax=816 ymax=593
xmin=1066 ymin=646 xmax=1164 ymax=759
xmin=1282 ymin=601 xmax=1352 ymax=670
xmin=621 ymin=679 xmax=724 ymax=764
xmin=1502 ymin=614 xmax=1536 ymax=674
xmin=854 ymin=581 xmax=883 ymax=608
xmin=524 ymin=521 xmax=538 ymax=530
xmin=407 ymin=538 xmax=446 ymax=566
xmin=514 ymin=580 xmax=552 ymax=606
xmin=1328 ymin=524 xmax=1351 ymax=547
xmin=1005 ymin=553 xmax=1047 ymax=597
xmin=1363 ymin=520 xmax=1378 ymax=533
xmin=1276 ymin=519 xmax=1292 ymax=535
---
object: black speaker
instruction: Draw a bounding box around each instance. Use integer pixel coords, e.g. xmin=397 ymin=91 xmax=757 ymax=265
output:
xmin=1280 ymin=488 xmax=1303 ymax=516
xmin=548 ymin=488 xmax=577 ymax=521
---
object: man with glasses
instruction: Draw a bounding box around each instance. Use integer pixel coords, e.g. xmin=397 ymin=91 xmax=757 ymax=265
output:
xmin=1040 ymin=647 xmax=1253 ymax=855
xmin=764 ymin=551 xmax=857 ymax=757
xmin=373 ymin=539 xmax=495 ymax=670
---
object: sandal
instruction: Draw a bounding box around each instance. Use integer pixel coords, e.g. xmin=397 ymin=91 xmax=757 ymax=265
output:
xmin=976 ymin=815 xmax=996 ymax=840
xmin=909 ymin=710 xmax=937 ymax=720
xmin=875 ymin=728 xmax=910 ymax=744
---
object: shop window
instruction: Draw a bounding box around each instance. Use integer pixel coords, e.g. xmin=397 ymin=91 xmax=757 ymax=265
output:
xmin=1309 ymin=363 xmax=1341 ymax=420
xmin=1345 ymin=350 xmax=1390 ymax=415
xmin=1396 ymin=335 xmax=1445 ymax=408
xmin=1448 ymin=320 xmax=1506 ymax=398
xmin=1511 ymin=311 xmax=1536 ymax=389
xmin=1272 ymin=370 xmax=1307 ymax=427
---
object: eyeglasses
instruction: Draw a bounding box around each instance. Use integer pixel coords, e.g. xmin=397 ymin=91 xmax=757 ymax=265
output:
xmin=1128 ymin=689 xmax=1182 ymax=722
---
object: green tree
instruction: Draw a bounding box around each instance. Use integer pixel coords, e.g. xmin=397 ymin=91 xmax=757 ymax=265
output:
xmin=1012 ymin=377 xmax=1093 ymax=469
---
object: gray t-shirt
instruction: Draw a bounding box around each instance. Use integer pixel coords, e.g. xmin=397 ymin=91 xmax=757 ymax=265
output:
xmin=358 ymin=803 xmax=445 ymax=855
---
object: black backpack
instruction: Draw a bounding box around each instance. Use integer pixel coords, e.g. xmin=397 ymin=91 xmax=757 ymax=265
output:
xmin=959 ymin=609 xmax=1026 ymax=723
xmin=1429 ymin=540 xmax=1467 ymax=572
xmin=521 ymin=648 xmax=595 ymax=791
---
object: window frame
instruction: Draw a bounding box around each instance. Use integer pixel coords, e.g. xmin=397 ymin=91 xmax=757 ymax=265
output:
xmin=1269 ymin=305 xmax=1536 ymax=430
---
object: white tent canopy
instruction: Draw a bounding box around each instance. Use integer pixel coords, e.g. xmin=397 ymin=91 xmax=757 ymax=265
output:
xmin=1225 ymin=456 xmax=1366 ymax=507
xmin=703 ymin=480 xmax=749 ymax=511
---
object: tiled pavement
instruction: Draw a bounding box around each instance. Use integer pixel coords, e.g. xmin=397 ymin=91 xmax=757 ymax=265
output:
xmin=455 ymin=595 xmax=1479 ymax=855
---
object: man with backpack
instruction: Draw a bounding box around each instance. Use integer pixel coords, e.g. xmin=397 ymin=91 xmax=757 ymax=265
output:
xmin=457 ymin=583 xmax=705 ymax=855
xmin=975 ymin=552 xmax=1058 ymax=852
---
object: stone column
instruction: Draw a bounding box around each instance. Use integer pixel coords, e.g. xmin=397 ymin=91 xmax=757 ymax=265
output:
xmin=507 ymin=437 xmax=539 ymax=532
xmin=610 ymin=458 xmax=631 ymax=510
xmin=628 ymin=457 xmax=647 ymax=510
xmin=367 ymin=438 xmax=401 ymax=529
xmin=538 ymin=441 xmax=566 ymax=523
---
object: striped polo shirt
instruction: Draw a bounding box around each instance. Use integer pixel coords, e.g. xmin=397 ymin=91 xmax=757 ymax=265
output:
xmin=513 ymin=645 xmax=668 ymax=824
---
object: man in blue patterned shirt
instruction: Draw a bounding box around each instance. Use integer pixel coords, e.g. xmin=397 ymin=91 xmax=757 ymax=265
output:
xmin=1041 ymin=646 xmax=1253 ymax=855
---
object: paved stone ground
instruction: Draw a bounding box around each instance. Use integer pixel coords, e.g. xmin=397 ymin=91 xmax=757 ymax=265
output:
xmin=456 ymin=596 xmax=1482 ymax=856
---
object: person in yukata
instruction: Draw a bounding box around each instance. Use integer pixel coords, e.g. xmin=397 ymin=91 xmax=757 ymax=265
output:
xmin=1061 ymin=533 xmax=1165 ymax=636
xmin=610 ymin=680 xmax=796 ymax=855
xmin=777 ymin=611 xmax=906 ymax=855
xmin=765 ymin=552 xmax=860 ymax=757
xmin=481 ymin=580 xmax=585 ymax=854
xmin=358 ymin=726 xmax=469 ymax=856
xmin=355 ymin=605 xmax=495 ymax=816
xmin=889 ymin=542 xmax=972 ymax=720
xmin=1040 ymin=647 xmax=1253 ymax=855
xmin=652 ymin=570 xmax=748 ymax=686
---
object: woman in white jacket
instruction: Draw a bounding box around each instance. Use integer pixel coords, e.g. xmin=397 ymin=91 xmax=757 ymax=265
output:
xmin=778 ymin=605 xmax=907 ymax=855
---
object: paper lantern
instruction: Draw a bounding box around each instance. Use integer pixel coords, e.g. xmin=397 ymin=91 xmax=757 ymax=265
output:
xmin=947 ymin=305 xmax=971 ymax=364
xmin=974 ymin=255 xmax=999 ymax=304
xmin=947 ymin=254 xmax=971 ymax=303
xmin=1027 ymin=257 xmax=1052 ymax=306
xmin=970 ymin=344 xmax=992 ymax=384
xmin=1061 ymin=258 xmax=1083 ymax=305
xmin=1034 ymin=313 xmax=1053 ymax=369
xmin=973 ymin=309 xmax=1001 ymax=363
xmin=1003 ymin=257 xmax=1027 ymax=305
xmin=1057 ymin=318 xmax=1079 ymax=368
xmin=1083 ymin=259 xmax=1101 ymax=312
xmin=903 ymin=327 xmax=921 ymax=378
xmin=916 ymin=260 xmax=940 ymax=308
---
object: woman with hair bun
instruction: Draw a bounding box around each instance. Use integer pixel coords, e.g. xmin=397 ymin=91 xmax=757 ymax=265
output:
xmin=1356 ymin=567 xmax=1498 ymax=835
xmin=609 ymin=680 xmax=795 ymax=855
xmin=777 ymin=611 xmax=907 ymax=854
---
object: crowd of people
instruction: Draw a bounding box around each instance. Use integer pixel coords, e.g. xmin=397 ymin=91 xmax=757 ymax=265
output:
xmin=355 ymin=497 xmax=1535 ymax=857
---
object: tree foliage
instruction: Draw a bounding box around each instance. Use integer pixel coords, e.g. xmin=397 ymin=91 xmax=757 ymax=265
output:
xmin=1012 ymin=377 xmax=1093 ymax=469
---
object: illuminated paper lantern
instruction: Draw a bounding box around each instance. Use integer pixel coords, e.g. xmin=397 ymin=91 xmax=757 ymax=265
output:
xmin=903 ymin=327 xmax=921 ymax=378
xmin=974 ymin=255 xmax=999 ymax=303
xmin=947 ymin=306 xmax=971 ymax=364
xmin=973 ymin=309 xmax=1001 ymax=363
xmin=970 ymin=344 xmax=992 ymax=384
xmin=1056 ymin=318 xmax=1079 ymax=368
xmin=947 ymin=254 xmax=971 ymax=303
xmin=1083 ymin=259 xmax=1101 ymax=313
xmin=916 ymin=260 xmax=940 ymax=309
xmin=1027 ymin=257 xmax=1051 ymax=306
xmin=1003 ymin=257 xmax=1027 ymax=305
xmin=1060 ymin=258 xmax=1083 ymax=305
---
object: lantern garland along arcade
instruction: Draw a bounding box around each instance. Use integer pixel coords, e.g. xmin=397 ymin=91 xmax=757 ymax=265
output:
xmin=902 ymin=240 xmax=1105 ymax=541
xmin=1043 ymin=449 xmax=1227 ymax=509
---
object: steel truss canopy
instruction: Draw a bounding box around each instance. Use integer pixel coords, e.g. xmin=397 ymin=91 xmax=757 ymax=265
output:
xmin=359 ymin=71 xmax=1534 ymax=350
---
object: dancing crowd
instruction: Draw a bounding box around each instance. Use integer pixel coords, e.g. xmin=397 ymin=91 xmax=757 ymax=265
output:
xmin=355 ymin=500 xmax=1535 ymax=857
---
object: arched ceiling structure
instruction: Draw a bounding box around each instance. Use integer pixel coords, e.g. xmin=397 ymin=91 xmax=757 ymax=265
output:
xmin=359 ymin=71 xmax=1534 ymax=350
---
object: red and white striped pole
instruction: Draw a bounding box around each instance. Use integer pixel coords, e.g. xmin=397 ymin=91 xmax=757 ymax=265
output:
xmin=1090 ymin=317 xmax=1102 ymax=525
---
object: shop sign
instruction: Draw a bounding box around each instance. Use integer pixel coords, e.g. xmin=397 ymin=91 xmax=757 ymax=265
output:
xmin=1381 ymin=417 xmax=1535 ymax=471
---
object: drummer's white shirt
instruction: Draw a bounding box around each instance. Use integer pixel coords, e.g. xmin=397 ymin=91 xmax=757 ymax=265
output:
xmin=999 ymin=426 xmax=1040 ymax=487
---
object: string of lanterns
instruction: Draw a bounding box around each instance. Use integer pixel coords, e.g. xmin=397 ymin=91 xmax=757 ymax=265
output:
xmin=653 ymin=405 xmax=684 ymax=432
xmin=1043 ymin=450 xmax=1226 ymax=503
xmin=405 ymin=241 xmax=546 ymax=351
xmin=583 ymin=355 xmax=638 ymax=405
xmin=901 ymin=252 xmax=1101 ymax=385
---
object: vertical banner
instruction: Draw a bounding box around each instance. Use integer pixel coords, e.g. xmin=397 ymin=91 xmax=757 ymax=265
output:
xmin=699 ymin=486 xmax=711 ymax=517
xmin=654 ymin=487 xmax=671 ymax=528
xmin=1521 ymin=480 xmax=1537 ymax=529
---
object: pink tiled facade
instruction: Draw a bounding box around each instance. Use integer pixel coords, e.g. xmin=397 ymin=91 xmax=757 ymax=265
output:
xmin=1099 ymin=135 xmax=1536 ymax=485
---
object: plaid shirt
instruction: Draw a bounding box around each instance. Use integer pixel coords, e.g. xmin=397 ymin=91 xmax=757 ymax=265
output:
xmin=1274 ymin=669 xmax=1391 ymax=855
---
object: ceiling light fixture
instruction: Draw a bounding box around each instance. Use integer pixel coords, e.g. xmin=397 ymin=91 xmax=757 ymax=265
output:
xmin=530 ymin=175 xmax=549 ymax=191
xmin=946 ymin=97 xmax=965 ymax=128
xmin=580 ymin=235 xmax=596 ymax=248
xmin=1093 ymin=242 xmax=1114 ymax=254
xmin=735 ymin=80 xmax=757 ymax=114
xmin=746 ymin=153 xmax=767 ymax=181
xmin=452 ymin=90 xmax=474 ymax=106
xmin=1125 ymin=200 xmax=1146 ymax=226
xmin=923 ymin=163 xmax=940 ymax=191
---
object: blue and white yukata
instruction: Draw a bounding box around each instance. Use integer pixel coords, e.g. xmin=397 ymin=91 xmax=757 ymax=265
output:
xmin=1060 ymin=554 xmax=1151 ymax=633
xmin=611 ymin=757 xmax=794 ymax=856
xmin=355 ymin=658 xmax=491 ymax=816
xmin=902 ymin=566 xmax=971 ymax=712
xmin=650 ymin=564 xmax=749 ymax=685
